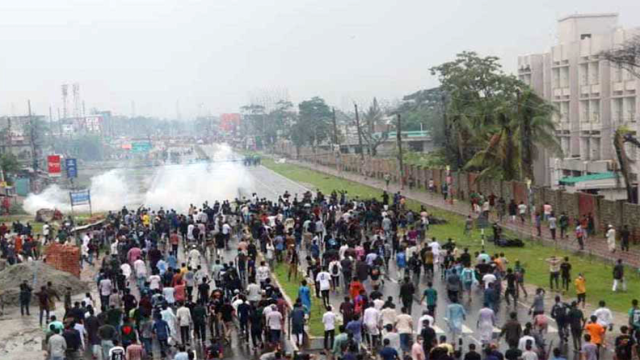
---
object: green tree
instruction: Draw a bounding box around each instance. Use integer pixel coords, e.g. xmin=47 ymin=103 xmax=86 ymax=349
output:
xmin=518 ymin=88 xmax=562 ymax=182
xmin=0 ymin=153 xmax=20 ymax=179
xmin=395 ymin=87 xmax=447 ymax=143
xmin=430 ymin=51 xmax=521 ymax=169
xmin=465 ymin=87 xmax=561 ymax=182
xmin=293 ymin=97 xmax=333 ymax=152
xmin=240 ymin=104 xmax=266 ymax=148
xmin=265 ymin=100 xmax=296 ymax=146
xmin=359 ymin=98 xmax=388 ymax=156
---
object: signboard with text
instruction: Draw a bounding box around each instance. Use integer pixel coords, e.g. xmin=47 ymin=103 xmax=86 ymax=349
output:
xmin=132 ymin=141 xmax=152 ymax=153
xmin=70 ymin=189 xmax=90 ymax=205
xmin=65 ymin=158 xmax=78 ymax=179
xmin=47 ymin=155 xmax=61 ymax=177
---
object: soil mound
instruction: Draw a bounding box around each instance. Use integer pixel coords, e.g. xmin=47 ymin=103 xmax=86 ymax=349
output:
xmin=0 ymin=261 xmax=89 ymax=307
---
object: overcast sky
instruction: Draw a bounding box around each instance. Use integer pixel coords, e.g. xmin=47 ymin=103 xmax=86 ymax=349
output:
xmin=0 ymin=0 xmax=638 ymax=119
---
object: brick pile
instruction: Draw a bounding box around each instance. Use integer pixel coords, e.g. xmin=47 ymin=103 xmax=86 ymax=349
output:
xmin=44 ymin=242 xmax=81 ymax=277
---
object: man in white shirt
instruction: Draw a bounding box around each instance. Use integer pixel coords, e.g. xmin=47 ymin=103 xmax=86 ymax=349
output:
xmin=176 ymin=302 xmax=192 ymax=346
xmin=98 ymin=276 xmax=112 ymax=309
xmin=148 ymin=272 xmax=162 ymax=291
xmin=395 ymin=307 xmax=414 ymax=354
xmin=482 ymin=272 xmax=497 ymax=289
xmin=417 ymin=310 xmax=435 ymax=332
xmin=322 ymin=306 xmax=337 ymax=350
xmin=187 ymin=223 xmax=195 ymax=241
xmin=188 ymin=247 xmax=202 ymax=269
xmin=593 ymin=301 xmax=614 ymax=330
xmin=133 ymin=257 xmax=147 ymax=289
xmin=265 ymin=305 xmax=283 ymax=344
xmin=247 ymin=281 xmax=261 ymax=303
xmin=316 ymin=267 xmax=332 ymax=307
xmin=256 ymin=261 xmax=270 ymax=287
xmin=381 ymin=305 xmax=398 ymax=328
xmin=110 ymin=239 xmax=119 ymax=256
xmin=363 ymin=303 xmax=381 ymax=349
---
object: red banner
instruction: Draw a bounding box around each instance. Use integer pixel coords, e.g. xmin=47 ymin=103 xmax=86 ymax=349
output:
xmin=47 ymin=155 xmax=61 ymax=177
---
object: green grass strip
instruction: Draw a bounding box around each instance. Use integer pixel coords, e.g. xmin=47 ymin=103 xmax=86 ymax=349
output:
xmin=263 ymin=158 xmax=640 ymax=313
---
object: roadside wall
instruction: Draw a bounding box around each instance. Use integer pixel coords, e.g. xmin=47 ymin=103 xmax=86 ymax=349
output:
xmin=272 ymin=144 xmax=639 ymax=242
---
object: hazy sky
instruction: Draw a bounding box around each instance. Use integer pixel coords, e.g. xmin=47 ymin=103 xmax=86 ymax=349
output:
xmin=0 ymin=0 xmax=638 ymax=119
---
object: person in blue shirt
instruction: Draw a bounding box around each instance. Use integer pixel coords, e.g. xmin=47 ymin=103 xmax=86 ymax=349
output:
xmin=446 ymin=297 xmax=467 ymax=344
xmin=152 ymin=314 xmax=171 ymax=358
xmin=396 ymin=249 xmax=407 ymax=280
xmin=298 ymin=280 xmax=311 ymax=314
xmin=346 ymin=313 xmax=363 ymax=346
xmin=379 ymin=338 xmax=400 ymax=360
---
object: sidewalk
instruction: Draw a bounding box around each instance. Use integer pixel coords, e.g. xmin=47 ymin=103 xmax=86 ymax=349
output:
xmin=285 ymin=158 xmax=640 ymax=268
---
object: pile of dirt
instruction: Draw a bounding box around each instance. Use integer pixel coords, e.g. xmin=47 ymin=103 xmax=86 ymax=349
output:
xmin=0 ymin=261 xmax=89 ymax=307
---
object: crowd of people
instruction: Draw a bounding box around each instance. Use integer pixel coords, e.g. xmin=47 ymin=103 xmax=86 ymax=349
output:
xmin=4 ymin=186 xmax=640 ymax=360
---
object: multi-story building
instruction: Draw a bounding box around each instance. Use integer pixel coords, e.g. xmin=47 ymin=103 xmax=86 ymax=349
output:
xmin=518 ymin=13 xmax=640 ymax=199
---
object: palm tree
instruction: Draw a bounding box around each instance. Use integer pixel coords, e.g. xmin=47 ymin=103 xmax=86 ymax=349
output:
xmin=465 ymin=86 xmax=561 ymax=182
xmin=517 ymin=88 xmax=562 ymax=183
xmin=465 ymin=112 xmax=521 ymax=181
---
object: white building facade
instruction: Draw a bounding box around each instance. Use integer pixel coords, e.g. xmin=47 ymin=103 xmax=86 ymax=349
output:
xmin=518 ymin=13 xmax=640 ymax=193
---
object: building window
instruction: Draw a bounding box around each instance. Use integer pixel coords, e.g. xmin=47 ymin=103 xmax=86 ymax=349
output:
xmin=580 ymin=100 xmax=590 ymax=123
xmin=590 ymin=100 xmax=600 ymax=122
xmin=626 ymin=97 xmax=637 ymax=122
xmin=589 ymin=62 xmax=599 ymax=85
xmin=590 ymin=137 xmax=601 ymax=161
xmin=612 ymin=65 xmax=623 ymax=82
xmin=552 ymin=68 xmax=560 ymax=88
xmin=581 ymin=34 xmax=592 ymax=40
xmin=560 ymin=67 xmax=570 ymax=88
xmin=580 ymin=64 xmax=588 ymax=85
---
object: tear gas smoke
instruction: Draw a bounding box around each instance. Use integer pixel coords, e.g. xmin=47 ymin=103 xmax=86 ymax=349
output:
xmin=23 ymin=144 xmax=253 ymax=214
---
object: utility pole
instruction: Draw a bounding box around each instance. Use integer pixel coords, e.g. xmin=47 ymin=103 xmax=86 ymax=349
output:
xmin=396 ymin=113 xmax=404 ymax=189
xmin=28 ymin=100 xmax=37 ymax=172
xmin=354 ymin=103 xmax=365 ymax=160
xmin=332 ymin=107 xmax=339 ymax=146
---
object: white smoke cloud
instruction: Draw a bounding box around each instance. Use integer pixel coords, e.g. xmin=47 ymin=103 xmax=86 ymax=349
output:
xmin=23 ymin=144 xmax=253 ymax=214
xmin=23 ymin=169 xmax=138 ymax=214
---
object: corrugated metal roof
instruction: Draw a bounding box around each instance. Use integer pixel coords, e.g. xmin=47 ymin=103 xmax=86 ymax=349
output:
xmin=559 ymin=171 xmax=617 ymax=185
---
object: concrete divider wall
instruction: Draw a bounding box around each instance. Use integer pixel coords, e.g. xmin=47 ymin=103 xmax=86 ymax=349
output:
xmin=273 ymin=148 xmax=640 ymax=242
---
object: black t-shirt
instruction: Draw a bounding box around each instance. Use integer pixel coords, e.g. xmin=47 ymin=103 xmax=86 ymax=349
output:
xmin=560 ymin=262 xmax=571 ymax=278
xmin=504 ymin=348 xmax=522 ymax=360
xmin=505 ymin=273 xmax=516 ymax=289
xmin=220 ymin=303 xmax=234 ymax=322
xmin=615 ymin=335 xmax=635 ymax=360
xmin=465 ymin=351 xmax=482 ymax=360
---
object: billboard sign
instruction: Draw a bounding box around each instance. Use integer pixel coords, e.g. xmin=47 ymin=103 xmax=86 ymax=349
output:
xmin=65 ymin=158 xmax=78 ymax=179
xmin=70 ymin=189 xmax=90 ymax=205
xmin=132 ymin=141 xmax=152 ymax=153
xmin=47 ymin=155 xmax=62 ymax=177
xmin=220 ymin=113 xmax=241 ymax=132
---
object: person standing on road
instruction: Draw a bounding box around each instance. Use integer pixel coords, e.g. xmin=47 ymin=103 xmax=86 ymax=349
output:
xmin=323 ymin=305 xmax=337 ymax=350
xmin=620 ymin=225 xmax=631 ymax=252
xmin=546 ymin=256 xmax=561 ymax=291
xmin=575 ymin=273 xmax=587 ymax=308
xmin=445 ymin=297 xmax=466 ymax=344
xmin=395 ymin=307 xmax=414 ymax=356
xmin=399 ymin=276 xmax=416 ymax=314
xmin=19 ymin=280 xmax=32 ymax=316
xmin=551 ymin=296 xmax=570 ymax=343
xmin=568 ymin=301 xmax=585 ymax=351
xmin=613 ymin=259 xmax=627 ymax=292
xmin=606 ymin=225 xmax=616 ymax=253
xmin=560 ymin=257 xmax=572 ymax=293
xmin=477 ymin=303 xmax=496 ymax=345
xmin=316 ymin=266 xmax=332 ymax=308
xmin=549 ymin=212 xmax=557 ymax=240
xmin=500 ymin=312 xmax=522 ymax=347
